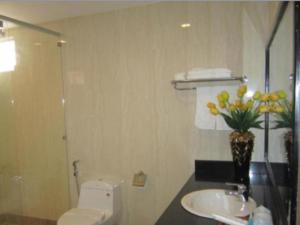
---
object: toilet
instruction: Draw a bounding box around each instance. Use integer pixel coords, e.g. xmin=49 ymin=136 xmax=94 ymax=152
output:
xmin=58 ymin=179 xmax=121 ymax=225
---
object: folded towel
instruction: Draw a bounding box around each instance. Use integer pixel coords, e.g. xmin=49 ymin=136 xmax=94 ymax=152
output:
xmin=195 ymin=85 xmax=237 ymax=130
xmin=188 ymin=68 xmax=232 ymax=80
xmin=195 ymin=87 xmax=216 ymax=130
xmin=174 ymin=72 xmax=187 ymax=81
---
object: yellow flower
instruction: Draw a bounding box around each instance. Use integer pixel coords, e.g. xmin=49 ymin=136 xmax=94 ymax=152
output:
xmin=219 ymin=101 xmax=226 ymax=109
xmin=237 ymin=91 xmax=242 ymax=97
xmin=237 ymin=85 xmax=247 ymax=97
xmin=234 ymin=100 xmax=242 ymax=108
xmin=217 ymin=93 xmax=225 ymax=103
xmin=240 ymin=85 xmax=247 ymax=93
xmin=246 ymin=100 xmax=254 ymax=110
xmin=253 ymin=91 xmax=262 ymax=100
xmin=258 ymin=105 xmax=269 ymax=113
xmin=207 ymin=102 xmax=216 ymax=109
xmin=241 ymin=103 xmax=248 ymax=111
xmin=260 ymin=94 xmax=269 ymax=102
xmin=210 ymin=107 xmax=219 ymax=115
xmin=228 ymin=104 xmax=236 ymax=111
xmin=277 ymin=90 xmax=287 ymax=99
xmin=220 ymin=91 xmax=229 ymax=102
xmin=274 ymin=105 xmax=284 ymax=113
xmin=270 ymin=93 xmax=279 ymax=101
xmin=269 ymin=103 xmax=276 ymax=112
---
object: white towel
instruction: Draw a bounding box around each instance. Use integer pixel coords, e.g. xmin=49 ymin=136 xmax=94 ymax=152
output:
xmin=174 ymin=72 xmax=187 ymax=81
xmin=188 ymin=68 xmax=232 ymax=80
xmin=195 ymin=87 xmax=217 ymax=130
xmin=195 ymin=85 xmax=237 ymax=131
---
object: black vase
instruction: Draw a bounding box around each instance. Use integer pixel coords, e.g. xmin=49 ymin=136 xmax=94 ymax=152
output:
xmin=230 ymin=131 xmax=255 ymax=189
xmin=284 ymin=131 xmax=293 ymax=167
xmin=284 ymin=131 xmax=293 ymax=183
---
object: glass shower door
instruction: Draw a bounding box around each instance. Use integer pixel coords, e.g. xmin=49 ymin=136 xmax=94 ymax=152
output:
xmin=0 ymin=20 xmax=23 ymax=224
xmin=0 ymin=18 xmax=70 ymax=225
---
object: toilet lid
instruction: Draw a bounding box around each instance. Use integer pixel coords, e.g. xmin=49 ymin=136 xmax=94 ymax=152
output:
xmin=58 ymin=208 xmax=106 ymax=225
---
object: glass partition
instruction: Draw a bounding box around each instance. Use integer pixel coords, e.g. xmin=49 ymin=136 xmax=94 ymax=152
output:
xmin=0 ymin=18 xmax=70 ymax=224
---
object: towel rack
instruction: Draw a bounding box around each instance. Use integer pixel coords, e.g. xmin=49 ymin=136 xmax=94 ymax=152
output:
xmin=171 ymin=76 xmax=248 ymax=90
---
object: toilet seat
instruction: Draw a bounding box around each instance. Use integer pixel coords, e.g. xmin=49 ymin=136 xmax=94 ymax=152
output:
xmin=58 ymin=208 xmax=110 ymax=225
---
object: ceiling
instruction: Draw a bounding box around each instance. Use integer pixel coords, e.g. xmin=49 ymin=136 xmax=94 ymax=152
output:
xmin=0 ymin=1 xmax=156 ymax=25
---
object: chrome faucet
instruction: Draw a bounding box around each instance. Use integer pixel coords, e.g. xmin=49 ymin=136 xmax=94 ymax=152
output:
xmin=225 ymin=182 xmax=249 ymax=202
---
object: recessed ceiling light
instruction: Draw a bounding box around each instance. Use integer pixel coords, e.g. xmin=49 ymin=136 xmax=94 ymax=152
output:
xmin=181 ymin=23 xmax=191 ymax=28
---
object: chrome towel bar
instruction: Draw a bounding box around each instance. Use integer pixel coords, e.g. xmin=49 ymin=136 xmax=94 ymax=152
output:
xmin=171 ymin=75 xmax=247 ymax=90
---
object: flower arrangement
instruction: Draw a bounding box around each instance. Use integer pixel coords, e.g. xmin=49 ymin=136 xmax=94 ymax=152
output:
xmin=206 ymin=85 xmax=292 ymax=186
xmin=268 ymin=90 xmax=293 ymax=165
xmin=207 ymin=85 xmax=268 ymax=133
xmin=268 ymin=90 xmax=293 ymax=129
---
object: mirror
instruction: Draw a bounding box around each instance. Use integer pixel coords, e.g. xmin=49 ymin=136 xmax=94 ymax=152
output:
xmin=267 ymin=2 xmax=295 ymax=225
xmin=269 ymin=3 xmax=294 ymax=165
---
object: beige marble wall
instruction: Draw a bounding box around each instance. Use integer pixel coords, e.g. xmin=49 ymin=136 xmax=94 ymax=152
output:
xmin=0 ymin=27 xmax=70 ymax=220
xmin=44 ymin=3 xmax=276 ymax=225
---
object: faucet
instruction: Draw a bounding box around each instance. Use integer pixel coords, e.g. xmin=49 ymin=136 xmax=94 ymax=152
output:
xmin=225 ymin=182 xmax=249 ymax=202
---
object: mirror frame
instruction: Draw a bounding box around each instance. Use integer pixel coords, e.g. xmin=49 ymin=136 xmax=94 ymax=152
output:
xmin=265 ymin=2 xmax=299 ymax=225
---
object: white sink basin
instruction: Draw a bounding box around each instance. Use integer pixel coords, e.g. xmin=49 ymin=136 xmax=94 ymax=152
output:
xmin=181 ymin=189 xmax=256 ymax=219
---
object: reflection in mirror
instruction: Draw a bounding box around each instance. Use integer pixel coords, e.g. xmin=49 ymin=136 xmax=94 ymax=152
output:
xmin=268 ymin=3 xmax=294 ymax=225
xmin=269 ymin=3 xmax=294 ymax=164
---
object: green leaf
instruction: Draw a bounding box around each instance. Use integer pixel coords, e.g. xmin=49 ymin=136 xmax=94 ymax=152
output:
xmin=251 ymin=120 xmax=264 ymax=129
xmin=219 ymin=108 xmax=265 ymax=132
xmin=272 ymin=120 xmax=290 ymax=129
xmin=220 ymin=113 xmax=239 ymax=130
xmin=273 ymin=110 xmax=293 ymax=128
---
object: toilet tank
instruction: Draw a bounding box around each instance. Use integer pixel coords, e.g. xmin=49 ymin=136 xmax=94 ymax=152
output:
xmin=78 ymin=179 xmax=121 ymax=214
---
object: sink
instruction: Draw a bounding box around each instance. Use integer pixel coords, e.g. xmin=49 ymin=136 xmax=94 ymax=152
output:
xmin=181 ymin=189 xmax=256 ymax=219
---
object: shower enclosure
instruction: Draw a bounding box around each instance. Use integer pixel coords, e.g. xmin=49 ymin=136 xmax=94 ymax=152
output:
xmin=0 ymin=16 xmax=70 ymax=225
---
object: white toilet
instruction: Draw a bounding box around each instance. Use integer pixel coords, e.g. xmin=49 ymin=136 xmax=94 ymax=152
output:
xmin=58 ymin=179 xmax=121 ymax=225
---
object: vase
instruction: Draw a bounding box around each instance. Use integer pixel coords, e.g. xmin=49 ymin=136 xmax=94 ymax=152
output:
xmin=284 ymin=130 xmax=293 ymax=167
xmin=229 ymin=131 xmax=255 ymax=189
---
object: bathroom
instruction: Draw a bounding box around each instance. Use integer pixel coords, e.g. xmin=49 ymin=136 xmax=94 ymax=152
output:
xmin=0 ymin=2 xmax=298 ymax=225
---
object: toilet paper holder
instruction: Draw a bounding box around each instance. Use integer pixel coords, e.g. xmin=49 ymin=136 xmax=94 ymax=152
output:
xmin=132 ymin=171 xmax=147 ymax=187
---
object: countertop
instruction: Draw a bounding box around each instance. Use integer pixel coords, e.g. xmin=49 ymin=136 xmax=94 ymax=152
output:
xmin=155 ymin=174 xmax=268 ymax=225
xmin=155 ymin=160 xmax=288 ymax=225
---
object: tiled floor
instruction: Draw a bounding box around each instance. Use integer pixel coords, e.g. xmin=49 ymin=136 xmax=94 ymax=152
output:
xmin=2 ymin=223 xmax=20 ymax=225
xmin=0 ymin=214 xmax=56 ymax=225
xmin=2 ymin=223 xmax=31 ymax=225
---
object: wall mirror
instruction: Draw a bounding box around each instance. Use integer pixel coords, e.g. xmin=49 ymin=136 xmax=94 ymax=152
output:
xmin=269 ymin=3 xmax=294 ymax=165
xmin=265 ymin=2 xmax=298 ymax=225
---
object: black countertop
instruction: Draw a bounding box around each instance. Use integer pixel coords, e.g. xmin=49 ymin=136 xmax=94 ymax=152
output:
xmin=155 ymin=160 xmax=289 ymax=225
xmin=155 ymin=174 xmax=268 ymax=225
